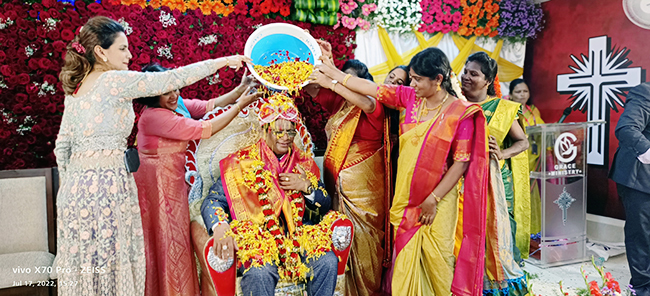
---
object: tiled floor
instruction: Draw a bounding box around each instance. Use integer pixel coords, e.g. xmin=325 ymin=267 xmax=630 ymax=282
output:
xmin=524 ymin=253 xmax=631 ymax=295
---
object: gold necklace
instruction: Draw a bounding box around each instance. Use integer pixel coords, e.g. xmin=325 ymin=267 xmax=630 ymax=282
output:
xmin=411 ymin=93 xmax=449 ymax=146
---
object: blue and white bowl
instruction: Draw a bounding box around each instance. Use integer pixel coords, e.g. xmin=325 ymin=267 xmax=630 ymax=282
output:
xmin=244 ymin=23 xmax=322 ymax=91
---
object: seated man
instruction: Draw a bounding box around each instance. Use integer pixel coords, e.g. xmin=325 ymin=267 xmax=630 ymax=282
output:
xmin=200 ymin=93 xmax=339 ymax=296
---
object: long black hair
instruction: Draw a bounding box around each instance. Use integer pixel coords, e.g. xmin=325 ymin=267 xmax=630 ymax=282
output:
xmin=134 ymin=64 xmax=170 ymax=107
xmin=409 ymin=48 xmax=457 ymax=97
xmin=342 ymin=59 xmax=373 ymax=81
xmin=509 ymin=78 xmax=532 ymax=105
xmin=466 ymin=52 xmax=498 ymax=96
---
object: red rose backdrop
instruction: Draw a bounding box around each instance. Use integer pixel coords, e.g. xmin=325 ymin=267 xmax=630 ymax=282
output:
xmin=0 ymin=0 xmax=355 ymax=170
xmin=525 ymin=0 xmax=649 ymax=219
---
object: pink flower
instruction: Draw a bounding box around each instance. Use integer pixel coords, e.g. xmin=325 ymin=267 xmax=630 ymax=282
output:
xmin=451 ymin=23 xmax=459 ymax=32
xmin=357 ymin=18 xmax=370 ymax=30
xmin=452 ymin=11 xmax=462 ymax=23
xmin=341 ymin=16 xmax=358 ymax=29
xmin=341 ymin=3 xmax=354 ymax=14
xmin=443 ymin=12 xmax=452 ymax=23
xmin=441 ymin=24 xmax=451 ymax=33
xmin=432 ymin=21 xmax=443 ymax=31
xmin=362 ymin=4 xmax=377 ymax=16
xmin=422 ymin=13 xmax=434 ymax=24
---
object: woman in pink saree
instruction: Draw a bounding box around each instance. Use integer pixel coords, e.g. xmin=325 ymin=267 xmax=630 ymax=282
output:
xmin=132 ymin=64 xmax=261 ymax=296
xmin=316 ymin=48 xmax=489 ymax=295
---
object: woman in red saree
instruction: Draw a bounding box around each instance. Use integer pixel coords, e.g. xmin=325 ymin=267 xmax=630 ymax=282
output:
xmin=316 ymin=47 xmax=489 ymax=296
xmin=132 ymin=64 xmax=262 ymax=296
xmin=305 ymin=47 xmax=389 ymax=296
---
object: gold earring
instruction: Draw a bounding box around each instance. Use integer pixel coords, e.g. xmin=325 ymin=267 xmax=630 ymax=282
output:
xmin=436 ymin=84 xmax=441 ymax=92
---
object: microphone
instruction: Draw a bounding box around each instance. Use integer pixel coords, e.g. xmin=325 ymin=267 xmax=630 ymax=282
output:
xmin=558 ymin=107 xmax=572 ymax=123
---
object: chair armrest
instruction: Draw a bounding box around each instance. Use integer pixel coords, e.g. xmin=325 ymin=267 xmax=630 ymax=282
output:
xmin=330 ymin=217 xmax=354 ymax=275
xmin=203 ymin=237 xmax=237 ymax=296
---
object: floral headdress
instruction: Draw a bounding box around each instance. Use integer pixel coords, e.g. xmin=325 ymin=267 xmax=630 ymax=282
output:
xmin=71 ymin=41 xmax=85 ymax=54
xmin=258 ymin=93 xmax=300 ymax=124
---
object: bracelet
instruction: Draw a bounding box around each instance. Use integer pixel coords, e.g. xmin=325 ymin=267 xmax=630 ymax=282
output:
xmin=234 ymin=103 xmax=242 ymax=112
xmin=342 ymin=74 xmax=352 ymax=86
xmin=431 ymin=192 xmax=442 ymax=203
xmin=225 ymin=57 xmax=230 ymax=67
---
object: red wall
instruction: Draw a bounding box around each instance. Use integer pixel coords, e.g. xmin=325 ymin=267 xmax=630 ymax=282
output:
xmin=525 ymin=0 xmax=650 ymax=219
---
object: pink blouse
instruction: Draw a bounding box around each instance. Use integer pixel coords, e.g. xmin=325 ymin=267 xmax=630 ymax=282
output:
xmin=137 ymin=99 xmax=213 ymax=154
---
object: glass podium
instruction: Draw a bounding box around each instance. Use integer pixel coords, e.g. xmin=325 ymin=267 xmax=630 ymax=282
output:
xmin=525 ymin=122 xmax=601 ymax=268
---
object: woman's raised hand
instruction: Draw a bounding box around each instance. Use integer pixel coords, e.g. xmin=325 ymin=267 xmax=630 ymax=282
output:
xmin=239 ymin=68 xmax=259 ymax=89
xmin=236 ymin=86 xmax=263 ymax=109
xmin=223 ymin=55 xmax=252 ymax=71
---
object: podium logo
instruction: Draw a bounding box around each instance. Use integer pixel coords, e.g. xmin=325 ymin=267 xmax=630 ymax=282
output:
xmin=555 ymin=132 xmax=578 ymax=163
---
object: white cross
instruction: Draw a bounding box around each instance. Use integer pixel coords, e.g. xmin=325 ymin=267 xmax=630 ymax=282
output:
xmin=557 ymin=36 xmax=642 ymax=166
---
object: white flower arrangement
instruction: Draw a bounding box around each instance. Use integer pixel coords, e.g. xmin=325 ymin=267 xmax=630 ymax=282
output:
xmin=43 ymin=18 xmax=58 ymax=32
xmin=17 ymin=115 xmax=35 ymax=135
xmin=157 ymin=45 xmax=173 ymax=59
xmin=33 ymin=81 xmax=57 ymax=97
xmin=0 ymin=17 xmax=14 ymax=30
xmin=159 ymin=11 xmax=177 ymax=28
xmin=118 ymin=18 xmax=133 ymax=36
xmin=25 ymin=45 xmax=36 ymax=58
xmin=198 ymin=34 xmax=218 ymax=46
xmin=374 ymin=0 xmax=421 ymax=33
xmin=207 ymin=73 xmax=221 ymax=85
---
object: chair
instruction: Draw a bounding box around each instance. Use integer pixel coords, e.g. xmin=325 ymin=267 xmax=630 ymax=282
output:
xmin=0 ymin=168 xmax=57 ymax=296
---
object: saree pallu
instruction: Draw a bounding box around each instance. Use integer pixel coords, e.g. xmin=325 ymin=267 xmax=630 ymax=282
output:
xmin=390 ymin=100 xmax=488 ymax=296
xmin=133 ymin=146 xmax=200 ymax=296
xmin=523 ymin=105 xmax=545 ymax=235
xmin=479 ymin=98 xmax=529 ymax=295
xmin=324 ymin=103 xmax=388 ymax=296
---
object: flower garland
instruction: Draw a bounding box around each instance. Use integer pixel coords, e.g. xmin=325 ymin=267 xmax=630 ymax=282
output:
xmin=374 ymin=0 xmax=421 ymax=33
xmin=229 ymin=146 xmax=309 ymax=281
xmin=418 ymin=0 xmax=462 ymax=34
xmin=458 ymin=0 xmax=500 ymax=37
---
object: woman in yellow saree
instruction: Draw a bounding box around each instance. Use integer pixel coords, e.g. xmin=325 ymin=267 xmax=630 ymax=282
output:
xmin=508 ymin=79 xmax=545 ymax=236
xmin=316 ymin=47 xmax=489 ymax=296
xmin=461 ymin=52 xmax=530 ymax=295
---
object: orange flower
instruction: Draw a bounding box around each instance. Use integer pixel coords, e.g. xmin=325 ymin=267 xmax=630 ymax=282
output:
xmin=466 ymin=28 xmax=474 ymax=35
xmin=260 ymin=0 xmax=271 ymax=13
xmin=458 ymin=26 xmax=468 ymax=35
xmin=223 ymin=5 xmax=235 ymax=16
xmin=462 ymin=15 xmax=471 ymax=25
xmin=470 ymin=6 xmax=480 ymax=15
xmin=150 ymin=0 xmax=162 ymax=8
xmin=223 ymin=0 xmax=233 ymax=4
xmin=489 ymin=30 xmax=498 ymax=37
xmin=474 ymin=27 xmax=484 ymax=36
xmin=162 ymin=0 xmax=174 ymax=8
xmin=200 ymin=0 xmax=214 ymax=15
xmin=186 ymin=0 xmax=199 ymax=10
xmin=492 ymin=3 xmax=499 ymax=11
xmin=280 ymin=6 xmax=290 ymax=16
xmin=470 ymin=18 xmax=478 ymax=28
xmin=133 ymin=0 xmax=146 ymax=8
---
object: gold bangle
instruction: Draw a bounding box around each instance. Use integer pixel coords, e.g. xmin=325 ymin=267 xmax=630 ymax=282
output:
xmin=342 ymin=74 xmax=352 ymax=86
xmin=432 ymin=192 xmax=442 ymax=203
xmin=225 ymin=57 xmax=229 ymax=67
xmin=234 ymin=103 xmax=241 ymax=112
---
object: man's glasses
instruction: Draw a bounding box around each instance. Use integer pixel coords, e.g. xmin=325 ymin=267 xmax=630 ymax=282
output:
xmin=271 ymin=129 xmax=298 ymax=138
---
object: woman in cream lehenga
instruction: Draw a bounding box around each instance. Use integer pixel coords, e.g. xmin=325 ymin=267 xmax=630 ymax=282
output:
xmin=315 ymin=47 xmax=489 ymax=296
xmin=54 ymin=16 xmax=250 ymax=296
